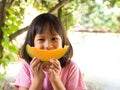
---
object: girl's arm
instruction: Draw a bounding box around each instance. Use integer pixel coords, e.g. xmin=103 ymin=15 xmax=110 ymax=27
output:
xmin=19 ymin=87 xmax=28 ymax=90
xmin=29 ymin=77 xmax=44 ymax=90
xmin=28 ymin=57 xmax=45 ymax=90
xmin=15 ymin=58 xmax=45 ymax=90
xmin=19 ymin=79 xmax=43 ymax=90
xmin=50 ymin=76 xmax=66 ymax=90
xmin=48 ymin=59 xmax=66 ymax=90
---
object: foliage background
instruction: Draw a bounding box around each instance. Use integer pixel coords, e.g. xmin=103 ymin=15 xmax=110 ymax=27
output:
xmin=0 ymin=0 xmax=120 ymax=89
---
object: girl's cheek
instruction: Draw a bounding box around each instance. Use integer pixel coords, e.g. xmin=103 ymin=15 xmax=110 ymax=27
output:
xmin=34 ymin=44 xmax=43 ymax=49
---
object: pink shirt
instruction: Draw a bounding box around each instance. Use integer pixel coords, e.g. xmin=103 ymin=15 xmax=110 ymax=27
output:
xmin=14 ymin=60 xmax=87 ymax=90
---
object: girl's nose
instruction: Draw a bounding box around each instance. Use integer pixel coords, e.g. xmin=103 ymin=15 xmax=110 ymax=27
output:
xmin=44 ymin=40 xmax=53 ymax=50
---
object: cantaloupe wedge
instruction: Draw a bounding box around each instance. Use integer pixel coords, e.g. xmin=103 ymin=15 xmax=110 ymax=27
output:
xmin=26 ymin=44 xmax=69 ymax=61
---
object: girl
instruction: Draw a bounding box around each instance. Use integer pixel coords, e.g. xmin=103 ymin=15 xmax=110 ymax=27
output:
xmin=14 ymin=13 xmax=87 ymax=90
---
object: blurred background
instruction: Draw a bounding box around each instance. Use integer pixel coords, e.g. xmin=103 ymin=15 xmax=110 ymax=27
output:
xmin=0 ymin=0 xmax=120 ymax=90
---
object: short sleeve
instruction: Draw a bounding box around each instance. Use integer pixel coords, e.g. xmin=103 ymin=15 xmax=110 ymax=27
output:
xmin=14 ymin=61 xmax=33 ymax=88
xmin=61 ymin=61 xmax=87 ymax=90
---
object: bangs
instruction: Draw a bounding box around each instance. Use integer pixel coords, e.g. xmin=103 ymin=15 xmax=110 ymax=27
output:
xmin=35 ymin=20 xmax=62 ymax=36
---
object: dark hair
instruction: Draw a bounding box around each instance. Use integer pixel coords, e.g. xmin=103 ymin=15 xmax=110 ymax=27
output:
xmin=19 ymin=13 xmax=73 ymax=67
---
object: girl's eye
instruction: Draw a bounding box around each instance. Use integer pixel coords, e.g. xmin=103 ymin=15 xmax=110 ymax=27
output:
xmin=38 ymin=38 xmax=45 ymax=42
xmin=52 ymin=37 xmax=59 ymax=41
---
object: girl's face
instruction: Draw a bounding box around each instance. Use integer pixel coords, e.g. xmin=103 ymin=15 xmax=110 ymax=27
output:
xmin=34 ymin=29 xmax=62 ymax=50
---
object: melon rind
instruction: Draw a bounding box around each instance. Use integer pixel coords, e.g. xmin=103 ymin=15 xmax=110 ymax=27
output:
xmin=26 ymin=44 xmax=69 ymax=61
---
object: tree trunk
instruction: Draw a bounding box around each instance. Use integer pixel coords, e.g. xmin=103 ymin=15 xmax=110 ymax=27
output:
xmin=0 ymin=0 xmax=6 ymax=58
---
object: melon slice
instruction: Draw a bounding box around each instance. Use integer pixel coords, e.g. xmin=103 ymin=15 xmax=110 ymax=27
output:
xmin=26 ymin=44 xmax=69 ymax=61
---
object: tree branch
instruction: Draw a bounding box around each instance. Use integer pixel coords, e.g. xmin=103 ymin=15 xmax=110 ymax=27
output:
xmin=48 ymin=0 xmax=72 ymax=14
xmin=9 ymin=0 xmax=72 ymax=41
xmin=6 ymin=0 xmax=14 ymax=8
xmin=9 ymin=26 xmax=29 ymax=41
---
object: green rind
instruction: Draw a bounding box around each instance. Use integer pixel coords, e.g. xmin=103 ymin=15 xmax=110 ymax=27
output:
xmin=26 ymin=44 xmax=34 ymax=58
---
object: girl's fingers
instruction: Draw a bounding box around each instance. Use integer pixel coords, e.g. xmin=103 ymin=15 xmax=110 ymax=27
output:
xmin=30 ymin=57 xmax=43 ymax=72
xmin=49 ymin=59 xmax=61 ymax=70
xmin=48 ymin=59 xmax=61 ymax=74
xmin=42 ymin=62 xmax=52 ymax=71
xmin=30 ymin=57 xmax=37 ymax=63
xmin=30 ymin=57 xmax=41 ymax=66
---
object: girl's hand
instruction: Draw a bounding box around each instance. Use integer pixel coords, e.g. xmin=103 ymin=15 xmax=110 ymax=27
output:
xmin=29 ymin=57 xmax=45 ymax=90
xmin=30 ymin=57 xmax=45 ymax=80
xmin=48 ymin=59 xmax=61 ymax=82
xmin=39 ymin=59 xmax=66 ymax=90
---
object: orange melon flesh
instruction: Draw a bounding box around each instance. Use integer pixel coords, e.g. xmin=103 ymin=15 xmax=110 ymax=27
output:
xmin=26 ymin=44 xmax=69 ymax=61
